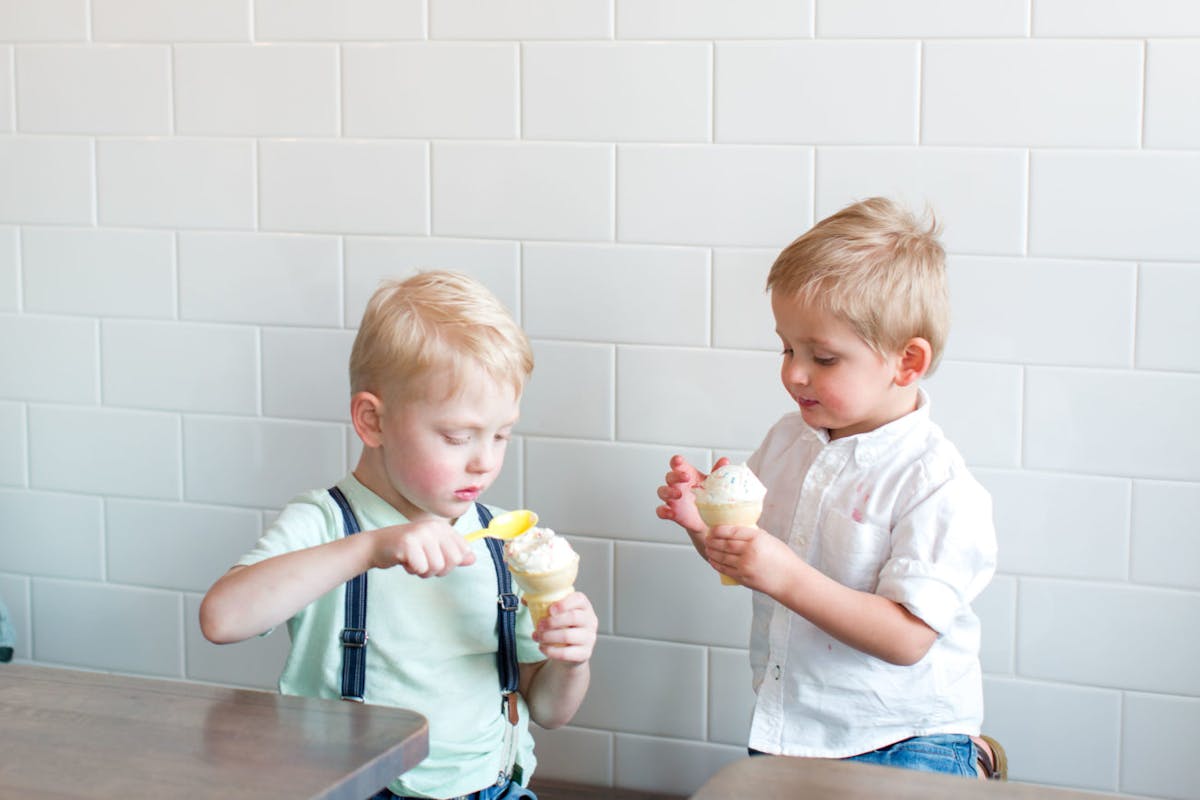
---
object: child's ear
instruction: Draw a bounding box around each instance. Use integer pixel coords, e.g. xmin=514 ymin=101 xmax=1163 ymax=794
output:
xmin=895 ymin=337 xmax=932 ymax=387
xmin=350 ymin=391 xmax=385 ymax=447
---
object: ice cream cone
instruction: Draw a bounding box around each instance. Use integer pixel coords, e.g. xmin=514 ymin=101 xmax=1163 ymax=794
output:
xmin=696 ymin=500 xmax=763 ymax=586
xmin=692 ymin=463 xmax=767 ymax=587
xmin=508 ymin=553 xmax=580 ymax=625
xmin=695 ymin=501 xmax=763 ymax=528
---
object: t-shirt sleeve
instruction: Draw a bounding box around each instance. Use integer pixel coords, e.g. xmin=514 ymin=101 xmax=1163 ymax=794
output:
xmin=237 ymin=490 xmax=339 ymax=568
xmin=876 ymin=472 xmax=998 ymax=635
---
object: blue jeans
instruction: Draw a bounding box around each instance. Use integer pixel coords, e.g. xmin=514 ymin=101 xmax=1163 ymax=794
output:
xmin=369 ymin=780 xmax=537 ymax=800
xmin=846 ymin=733 xmax=978 ymax=777
xmin=751 ymin=734 xmax=979 ymax=778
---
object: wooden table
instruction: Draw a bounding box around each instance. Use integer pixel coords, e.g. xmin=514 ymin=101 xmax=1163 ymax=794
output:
xmin=0 ymin=664 xmax=428 ymax=799
xmin=691 ymin=756 xmax=1129 ymax=800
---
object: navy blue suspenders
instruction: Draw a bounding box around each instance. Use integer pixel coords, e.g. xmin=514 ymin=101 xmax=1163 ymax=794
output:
xmin=329 ymin=486 xmax=370 ymax=701
xmin=327 ymin=487 xmax=520 ymax=709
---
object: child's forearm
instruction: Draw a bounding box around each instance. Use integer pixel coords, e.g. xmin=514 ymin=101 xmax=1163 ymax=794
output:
xmin=770 ymin=557 xmax=937 ymax=666
xmin=199 ymin=534 xmax=376 ymax=644
xmin=520 ymin=659 xmax=590 ymax=730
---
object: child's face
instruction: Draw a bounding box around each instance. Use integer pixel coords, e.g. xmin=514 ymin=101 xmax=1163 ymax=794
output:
xmin=372 ymin=364 xmax=520 ymax=522
xmin=771 ymin=291 xmax=914 ymax=440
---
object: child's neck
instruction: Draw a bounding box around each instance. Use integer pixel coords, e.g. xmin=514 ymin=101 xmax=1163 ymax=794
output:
xmin=351 ymin=452 xmax=430 ymax=522
xmin=828 ymin=385 xmax=921 ymax=440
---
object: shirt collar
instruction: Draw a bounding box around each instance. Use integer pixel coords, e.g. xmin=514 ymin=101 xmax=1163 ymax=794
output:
xmin=339 ymin=473 xmax=485 ymax=532
xmin=799 ymin=388 xmax=931 ymax=466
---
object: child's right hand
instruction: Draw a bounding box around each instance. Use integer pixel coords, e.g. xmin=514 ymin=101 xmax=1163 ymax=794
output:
xmin=369 ymin=519 xmax=477 ymax=578
xmin=655 ymin=454 xmax=730 ymax=535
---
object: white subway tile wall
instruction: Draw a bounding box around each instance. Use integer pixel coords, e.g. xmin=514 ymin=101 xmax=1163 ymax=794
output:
xmin=254 ymin=0 xmax=423 ymax=43
xmin=0 ymin=227 xmax=15 ymax=309
xmin=174 ymin=45 xmax=340 ymax=137
xmin=344 ymin=43 xmax=519 ymax=140
xmin=92 ymin=0 xmax=253 ymax=43
xmin=24 ymin=227 xmax=176 ymax=318
xmin=16 ymin=44 xmax=171 ymax=134
xmin=716 ymin=41 xmax=920 ymax=145
xmin=1 ymin=4 xmax=1197 ymax=797
xmin=0 ymin=403 xmax=26 ymax=485
xmin=0 ymin=48 xmax=11 ymax=133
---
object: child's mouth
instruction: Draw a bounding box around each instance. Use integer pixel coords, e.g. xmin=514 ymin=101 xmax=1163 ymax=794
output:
xmin=455 ymin=487 xmax=482 ymax=501
xmin=796 ymin=397 xmax=818 ymax=408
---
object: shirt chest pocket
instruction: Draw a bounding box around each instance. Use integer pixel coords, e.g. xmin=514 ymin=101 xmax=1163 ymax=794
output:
xmin=818 ymin=508 xmax=892 ymax=592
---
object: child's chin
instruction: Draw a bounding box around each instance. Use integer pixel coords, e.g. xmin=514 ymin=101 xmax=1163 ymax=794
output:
xmin=799 ymin=407 xmax=825 ymax=426
xmin=440 ymin=498 xmax=478 ymax=520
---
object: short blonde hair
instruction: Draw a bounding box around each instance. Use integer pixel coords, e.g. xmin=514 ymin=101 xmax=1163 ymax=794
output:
xmin=349 ymin=270 xmax=533 ymax=401
xmin=766 ymin=197 xmax=950 ymax=372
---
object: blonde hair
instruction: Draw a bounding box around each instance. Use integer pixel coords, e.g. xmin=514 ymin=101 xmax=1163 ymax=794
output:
xmin=766 ymin=197 xmax=950 ymax=373
xmin=349 ymin=270 xmax=533 ymax=401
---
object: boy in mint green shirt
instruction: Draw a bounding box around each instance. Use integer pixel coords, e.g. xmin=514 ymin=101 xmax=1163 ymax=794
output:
xmin=201 ymin=271 xmax=598 ymax=799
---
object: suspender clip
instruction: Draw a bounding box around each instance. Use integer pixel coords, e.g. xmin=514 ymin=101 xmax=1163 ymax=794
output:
xmin=497 ymin=592 xmax=520 ymax=613
xmin=340 ymin=627 xmax=368 ymax=648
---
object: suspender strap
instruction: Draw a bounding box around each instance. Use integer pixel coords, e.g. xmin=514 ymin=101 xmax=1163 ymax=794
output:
xmin=329 ymin=486 xmax=368 ymax=702
xmin=478 ymin=504 xmax=521 ymax=699
xmin=327 ymin=490 xmax=520 ymax=711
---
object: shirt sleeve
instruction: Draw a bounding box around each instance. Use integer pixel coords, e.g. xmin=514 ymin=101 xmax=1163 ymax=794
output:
xmin=876 ymin=469 xmax=998 ymax=635
xmin=237 ymin=490 xmax=340 ymax=567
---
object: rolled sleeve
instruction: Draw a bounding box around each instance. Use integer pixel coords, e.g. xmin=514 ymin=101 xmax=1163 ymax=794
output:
xmin=877 ymin=474 xmax=997 ymax=634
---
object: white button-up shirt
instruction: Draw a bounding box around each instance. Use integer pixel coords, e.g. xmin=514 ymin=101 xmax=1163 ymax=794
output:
xmin=746 ymin=390 xmax=997 ymax=757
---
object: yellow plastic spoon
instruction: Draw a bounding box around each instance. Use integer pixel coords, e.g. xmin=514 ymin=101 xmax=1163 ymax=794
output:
xmin=464 ymin=509 xmax=539 ymax=543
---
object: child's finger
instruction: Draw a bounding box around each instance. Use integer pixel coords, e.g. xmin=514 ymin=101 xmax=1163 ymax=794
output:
xmin=708 ymin=524 xmax=755 ymax=542
xmin=550 ymin=593 xmax=595 ymax=619
xmin=541 ymin=643 xmax=592 ymax=663
xmin=403 ymin=548 xmax=429 ymax=576
xmin=542 ymin=609 xmax=594 ymax=635
xmin=664 ymin=470 xmax=692 ymax=487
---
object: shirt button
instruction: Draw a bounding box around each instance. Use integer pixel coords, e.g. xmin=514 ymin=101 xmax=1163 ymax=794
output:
xmin=773 ymin=665 xmax=781 ymax=679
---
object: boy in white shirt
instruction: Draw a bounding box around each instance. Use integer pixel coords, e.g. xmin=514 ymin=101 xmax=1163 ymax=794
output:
xmin=657 ymin=198 xmax=1002 ymax=778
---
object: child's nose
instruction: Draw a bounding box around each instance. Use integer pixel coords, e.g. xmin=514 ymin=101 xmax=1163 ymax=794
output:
xmin=468 ymin=443 xmax=500 ymax=474
xmin=783 ymin=362 xmax=808 ymax=386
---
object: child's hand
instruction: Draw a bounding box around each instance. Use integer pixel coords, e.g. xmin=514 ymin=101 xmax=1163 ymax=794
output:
xmin=369 ymin=519 xmax=477 ymax=578
xmin=532 ymin=592 xmax=597 ymax=665
xmin=705 ymin=524 xmax=793 ymax=595
xmin=655 ymin=454 xmax=730 ymax=534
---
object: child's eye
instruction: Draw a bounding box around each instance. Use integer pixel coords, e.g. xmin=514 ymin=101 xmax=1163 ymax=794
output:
xmin=814 ymin=356 xmax=838 ymax=366
xmin=443 ymin=434 xmax=469 ymax=446
xmin=780 ymin=348 xmax=793 ymax=357
xmin=494 ymin=431 xmax=511 ymax=442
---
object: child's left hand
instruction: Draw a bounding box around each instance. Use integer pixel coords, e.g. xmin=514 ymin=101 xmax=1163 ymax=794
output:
xmin=531 ymin=592 xmax=597 ymax=664
xmin=706 ymin=524 xmax=795 ymax=595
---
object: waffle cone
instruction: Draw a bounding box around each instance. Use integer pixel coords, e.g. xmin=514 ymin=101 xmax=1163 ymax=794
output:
xmin=695 ymin=500 xmax=762 ymax=527
xmin=696 ymin=501 xmax=762 ymax=586
xmin=508 ymin=554 xmax=580 ymax=625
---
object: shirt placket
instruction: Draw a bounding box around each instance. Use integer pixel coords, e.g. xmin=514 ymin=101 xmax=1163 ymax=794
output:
xmin=762 ymin=440 xmax=850 ymax=749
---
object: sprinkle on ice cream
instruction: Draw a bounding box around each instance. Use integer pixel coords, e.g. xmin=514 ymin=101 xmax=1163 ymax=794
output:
xmin=503 ymin=527 xmax=577 ymax=573
xmin=693 ymin=463 xmax=767 ymax=506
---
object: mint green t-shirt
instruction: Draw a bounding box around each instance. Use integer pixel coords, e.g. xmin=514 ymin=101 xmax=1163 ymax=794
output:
xmin=237 ymin=474 xmax=545 ymax=798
